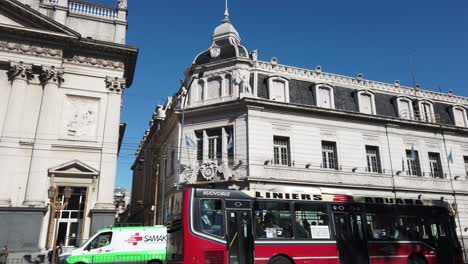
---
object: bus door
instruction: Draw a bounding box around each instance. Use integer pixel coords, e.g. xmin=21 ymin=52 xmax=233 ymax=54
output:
xmin=428 ymin=212 xmax=457 ymax=264
xmin=332 ymin=204 xmax=369 ymax=264
xmin=225 ymin=200 xmax=253 ymax=264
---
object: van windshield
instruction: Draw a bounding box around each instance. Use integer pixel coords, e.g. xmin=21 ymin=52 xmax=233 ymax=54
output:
xmin=87 ymin=232 xmax=112 ymax=250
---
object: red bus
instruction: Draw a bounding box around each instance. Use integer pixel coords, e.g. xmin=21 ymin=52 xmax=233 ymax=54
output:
xmin=165 ymin=188 xmax=464 ymax=264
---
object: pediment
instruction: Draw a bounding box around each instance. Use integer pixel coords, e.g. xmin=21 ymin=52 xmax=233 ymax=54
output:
xmin=0 ymin=0 xmax=80 ymax=37
xmin=49 ymin=160 xmax=99 ymax=178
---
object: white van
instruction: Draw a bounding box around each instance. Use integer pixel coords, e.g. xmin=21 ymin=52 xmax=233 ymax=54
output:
xmin=60 ymin=226 xmax=167 ymax=264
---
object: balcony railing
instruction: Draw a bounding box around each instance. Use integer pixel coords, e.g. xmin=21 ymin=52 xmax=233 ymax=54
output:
xmin=41 ymin=0 xmax=119 ymax=20
xmin=399 ymin=110 xmax=441 ymax=123
xmin=69 ymin=1 xmax=118 ymax=19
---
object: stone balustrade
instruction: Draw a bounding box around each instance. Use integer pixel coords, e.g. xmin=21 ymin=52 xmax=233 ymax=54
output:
xmin=41 ymin=0 xmax=59 ymax=4
xmin=69 ymin=0 xmax=118 ymax=20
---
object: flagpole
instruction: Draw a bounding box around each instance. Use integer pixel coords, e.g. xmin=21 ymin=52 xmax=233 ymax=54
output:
xmin=440 ymin=125 xmax=467 ymax=260
xmin=176 ymin=68 xmax=205 ymax=190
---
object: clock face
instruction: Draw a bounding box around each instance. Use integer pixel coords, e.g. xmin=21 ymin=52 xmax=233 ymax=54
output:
xmin=210 ymin=47 xmax=221 ymax=58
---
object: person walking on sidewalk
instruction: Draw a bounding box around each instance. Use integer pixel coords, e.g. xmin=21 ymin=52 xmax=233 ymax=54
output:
xmin=0 ymin=244 xmax=8 ymax=264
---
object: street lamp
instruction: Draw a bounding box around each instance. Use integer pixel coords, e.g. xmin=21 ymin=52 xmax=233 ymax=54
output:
xmin=48 ymin=186 xmax=72 ymax=264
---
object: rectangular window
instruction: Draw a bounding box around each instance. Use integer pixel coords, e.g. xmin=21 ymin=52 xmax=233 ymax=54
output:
xmin=254 ymin=201 xmax=292 ymax=239
xmin=197 ymin=82 xmax=204 ymax=102
xmin=271 ymin=80 xmax=286 ymax=102
xmin=170 ymin=150 xmax=175 ymax=175
xmin=294 ymin=203 xmax=330 ymax=239
xmin=223 ymin=76 xmax=232 ymax=96
xmin=366 ymin=146 xmax=382 ymax=173
xmin=198 ymin=199 xmax=225 ymax=237
xmin=195 ymin=131 xmax=203 ymax=161
xmin=360 ymin=94 xmax=373 ymax=114
xmin=206 ymin=128 xmax=222 ymax=160
xmin=322 ymin=141 xmax=338 ymax=169
xmin=428 ymin=152 xmax=443 ymax=178
xmin=318 ymin=87 xmax=332 ymax=108
xmin=273 ymin=136 xmax=290 ymax=166
xmin=207 ymin=79 xmax=221 ymax=99
xmin=406 ymin=149 xmax=421 ymax=176
xmin=464 ymin=156 xmax=468 ymax=177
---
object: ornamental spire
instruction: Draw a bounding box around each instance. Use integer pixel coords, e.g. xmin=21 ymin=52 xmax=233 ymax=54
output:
xmin=223 ymin=0 xmax=229 ymax=22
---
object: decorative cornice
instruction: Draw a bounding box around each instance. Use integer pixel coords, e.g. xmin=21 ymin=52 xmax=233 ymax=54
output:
xmin=40 ymin=66 xmax=65 ymax=86
xmin=105 ymin=77 xmax=126 ymax=93
xmin=7 ymin=62 xmax=33 ymax=82
xmin=65 ymin=55 xmax=124 ymax=70
xmin=254 ymin=61 xmax=468 ymax=106
xmin=0 ymin=40 xmax=62 ymax=58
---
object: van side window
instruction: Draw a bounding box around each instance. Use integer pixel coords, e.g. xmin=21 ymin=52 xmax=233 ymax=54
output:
xmin=88 ymin=232 xmax=113 ymax=249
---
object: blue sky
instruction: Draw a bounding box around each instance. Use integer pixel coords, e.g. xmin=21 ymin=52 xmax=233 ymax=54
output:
xmin=105 ymin=0 xmax=468 ymax=190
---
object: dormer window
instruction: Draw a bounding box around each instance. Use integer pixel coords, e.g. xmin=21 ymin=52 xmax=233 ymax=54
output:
xmin=452 ymin=106 xmax=467 ymax=127
xmin=356 ymin=90 xmax=376 ymax=115
xmin=395 ymin=96 xmax=414 ymax=120
xmin=315 ymin=84 xmax=335 ymax=109
xmin=417 ymin=100 xmax=435 ymax=122
xmin=206 ymin=78 xmax=221 ymax=99
xmin=268 ymin=76 xmax=289 ymax=102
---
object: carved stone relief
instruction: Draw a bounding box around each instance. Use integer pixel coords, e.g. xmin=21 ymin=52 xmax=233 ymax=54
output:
xmin=233 ymin=69 xmax=252 ymax=94
xmin=62 ymin=95 xmax=99 ymax=139
xmin=0 ymin=40 xmax=62 ymax=58
xmin=66 ymin=56 xmax=124 ymax=70
xmin=180 ymin=161 xmax=246 ymax=184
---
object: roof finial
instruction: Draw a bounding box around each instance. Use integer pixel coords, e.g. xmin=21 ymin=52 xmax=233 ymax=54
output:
xmin=223 ymin=0 xmax=230 ymax=22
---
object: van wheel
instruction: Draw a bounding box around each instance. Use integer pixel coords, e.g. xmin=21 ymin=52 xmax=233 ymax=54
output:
xmin=407 ymin=256 xmax=426 ymax=264
xmin=269 ymin=256 xmax=293 ymax=264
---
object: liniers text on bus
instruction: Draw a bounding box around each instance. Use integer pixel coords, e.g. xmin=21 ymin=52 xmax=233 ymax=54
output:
xmin=164 ymin=187 xmax=464 ymax=264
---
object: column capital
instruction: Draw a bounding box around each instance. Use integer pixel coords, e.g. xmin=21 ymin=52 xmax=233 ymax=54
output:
xmin=7 ymin=62 xmax=33 ymax=82
xmin=40 ymin=66 xmax=64 ymax=86
xmin=105 ymin=77 xmax=126 ymax=94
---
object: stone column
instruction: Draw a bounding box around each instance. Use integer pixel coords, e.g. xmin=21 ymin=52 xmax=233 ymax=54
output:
xmin=93 ymin=77 xmax=125 ymax=210
xmin=0 ymin=62 xmax=33 ymax=206
xmin=23 ymin=66 xmax=64 ymax=207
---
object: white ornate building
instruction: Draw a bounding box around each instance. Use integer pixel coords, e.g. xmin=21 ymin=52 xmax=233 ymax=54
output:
xmin=131 ymin=7 xmax=468 ymax=251
xmin=0 ymin=0 xmax=137 ymax=252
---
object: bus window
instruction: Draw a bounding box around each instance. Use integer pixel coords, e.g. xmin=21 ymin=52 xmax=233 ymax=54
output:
xmin=294 ymin=203 xmax=330 ymax=239
xmin=198 ymin=199 xmax=224 ymax=237
xmin=365 ymin=213 xmax=400 ymax=240
xmin=254 ymin=201 xmax=292 ymax=239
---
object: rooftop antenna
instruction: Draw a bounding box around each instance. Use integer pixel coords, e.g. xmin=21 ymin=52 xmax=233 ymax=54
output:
xmin=409 ymin=52 xmax=417 ymax=89
xmin=223 ymin=0 xmax=230 ymax=22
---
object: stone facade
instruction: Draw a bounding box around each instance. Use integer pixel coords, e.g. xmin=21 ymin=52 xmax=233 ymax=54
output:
xmin=0 ymin=0 xmax=137 ymax=252
xmin=130 ymin=7 xmax=468 ymax=252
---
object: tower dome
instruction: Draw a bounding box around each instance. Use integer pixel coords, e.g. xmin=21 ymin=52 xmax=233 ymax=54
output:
xmin=193 ymin=3 xmax=250 ymax=65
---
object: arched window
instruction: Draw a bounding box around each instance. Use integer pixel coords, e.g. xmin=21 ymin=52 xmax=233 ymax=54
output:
xmin=395 ymin=96 xmax=414 ymax=120
xmin=267 ymin=76 xmax=289 ymax=102
xmin=315 ymin=84 xmax=335 ymax=109
xmin=452 ymin=106 xmax=467 ymax=127
xmin=356 ymin=90 xmax=376 ymax=115
xmin=417 ymin=100 xmax=435 ymax=122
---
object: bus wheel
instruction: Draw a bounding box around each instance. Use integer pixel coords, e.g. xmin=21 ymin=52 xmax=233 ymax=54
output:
xmin=407 ymin=256 xmax=426 ymax=264
xmin=269 ymin=256 xmax=293 ymax=264
xmin=147 ymin=261 xmax=162 ymax=264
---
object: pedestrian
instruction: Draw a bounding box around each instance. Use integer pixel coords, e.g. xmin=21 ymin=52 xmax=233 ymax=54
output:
xmin=0 ymin=244 xmax=8 ymax=264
